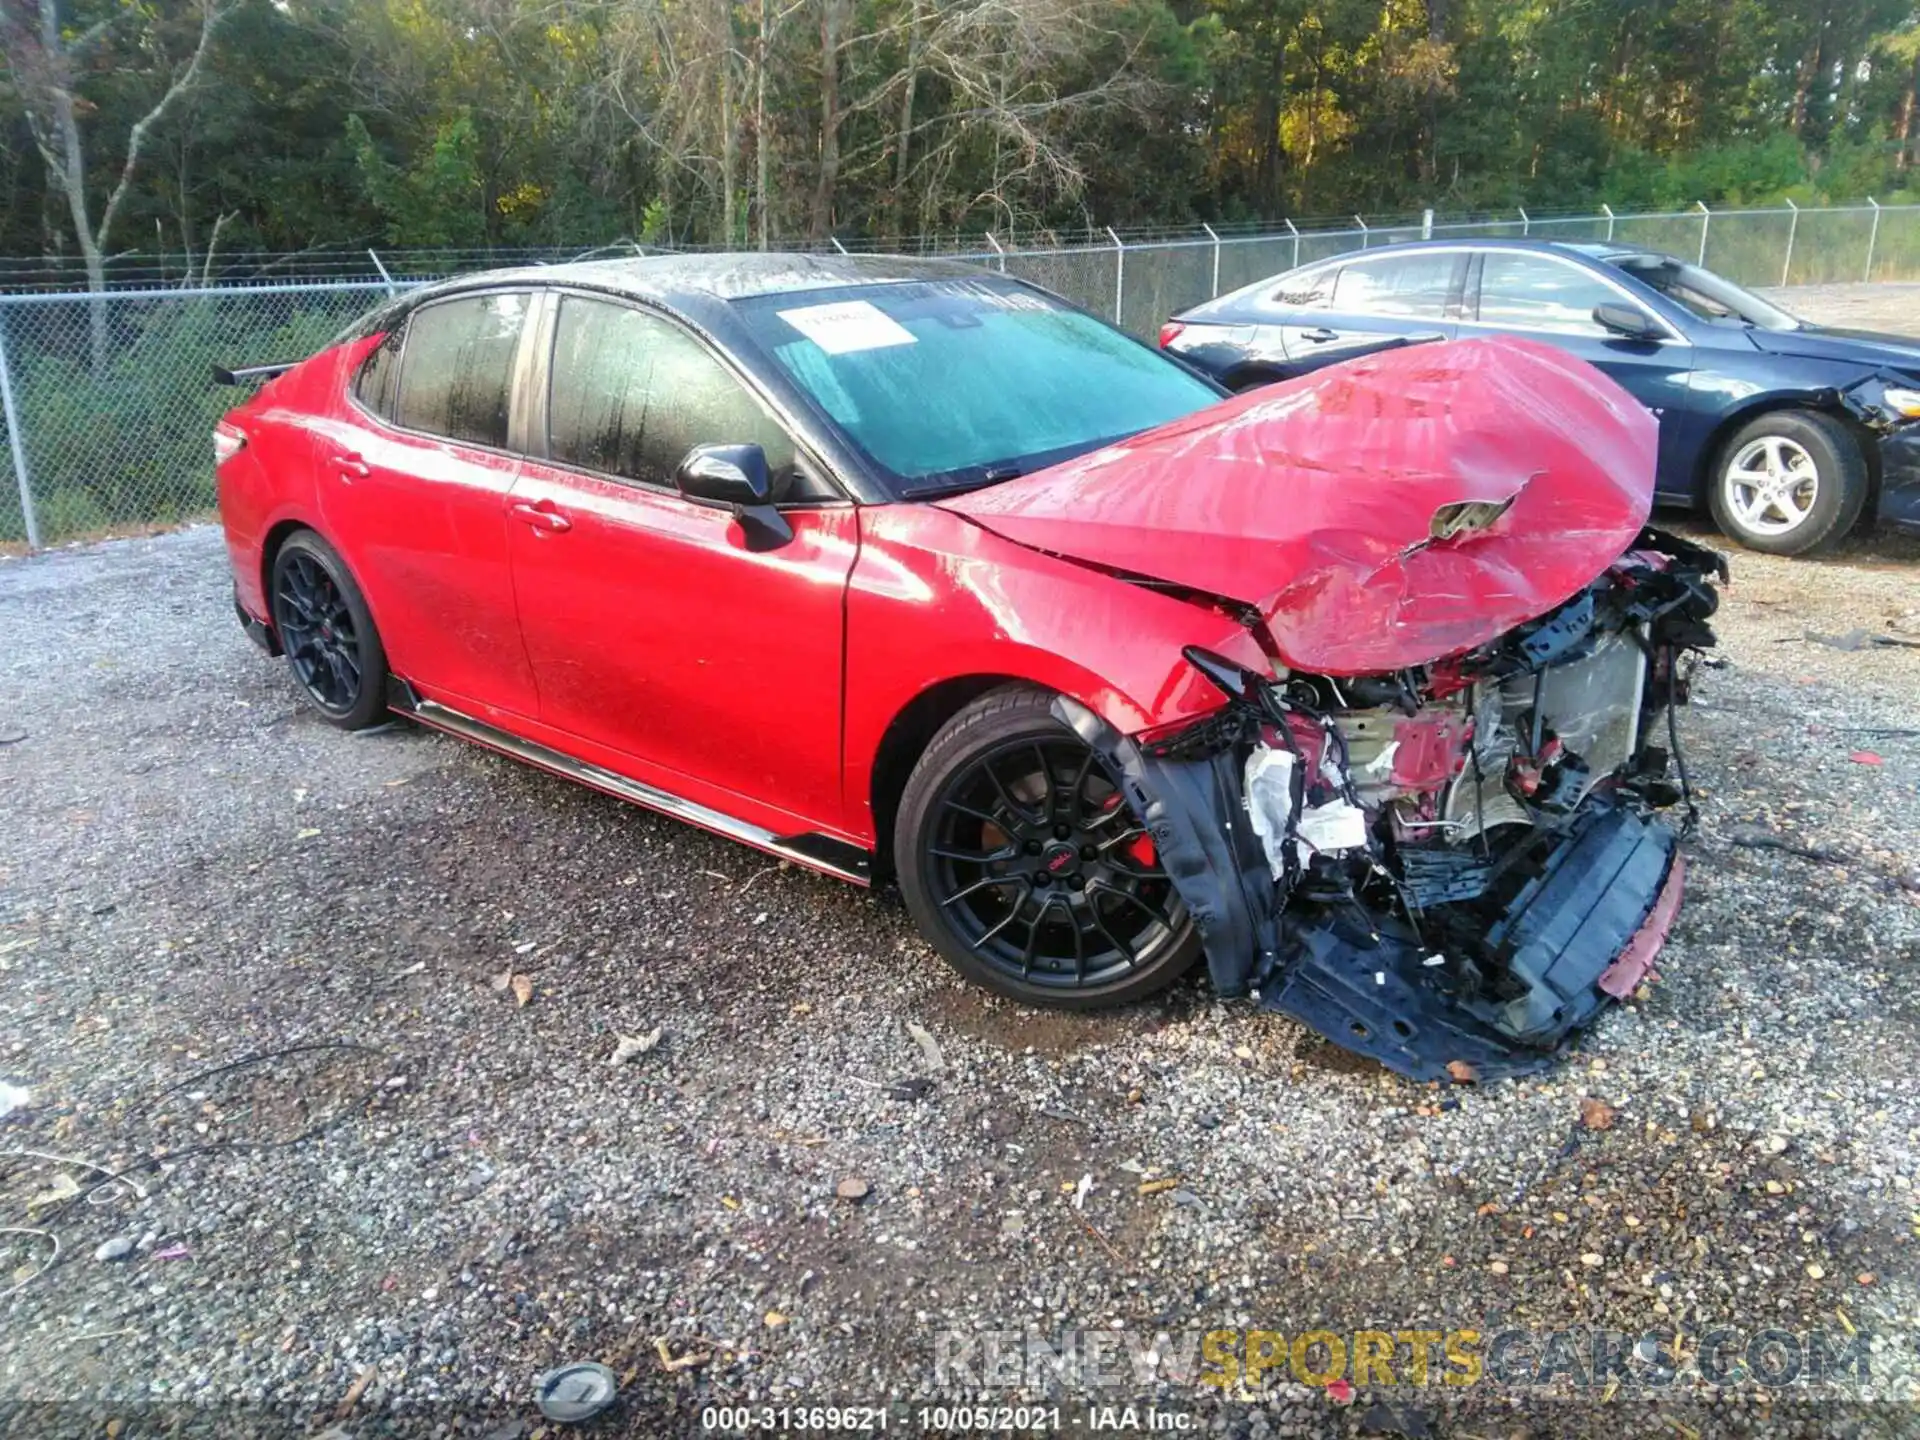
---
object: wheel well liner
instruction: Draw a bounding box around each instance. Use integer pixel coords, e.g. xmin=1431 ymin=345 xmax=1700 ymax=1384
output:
xmin=866 ymin=674 xmax=1020 ymax=877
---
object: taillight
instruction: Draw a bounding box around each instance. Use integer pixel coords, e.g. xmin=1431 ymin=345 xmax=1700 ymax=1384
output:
xmin=1157 ymin=320 xmax=1187 ymax=349
xmin=213 ymin=422 xmax=246 ymax=465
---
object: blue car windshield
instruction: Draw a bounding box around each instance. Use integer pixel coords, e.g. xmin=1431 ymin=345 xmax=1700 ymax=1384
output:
xmin=734 ymin=279 xmax=1220 ymax=495
xmin=1610 ymin=254 xmax=1802 ymax=331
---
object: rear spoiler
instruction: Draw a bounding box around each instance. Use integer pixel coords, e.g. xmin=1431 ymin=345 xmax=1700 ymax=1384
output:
xmin=212 ymin=361 xmax=300 ymax=386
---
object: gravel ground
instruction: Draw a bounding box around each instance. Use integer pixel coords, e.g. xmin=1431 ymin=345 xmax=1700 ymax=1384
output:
xmin=1760 ymin=283 xmax=1920 ymax=332
xmin=1 ymin=287 xmax=1918 ymax=1439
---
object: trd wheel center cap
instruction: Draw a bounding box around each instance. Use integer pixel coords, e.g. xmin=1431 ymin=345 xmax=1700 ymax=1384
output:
xmin=1041 ymin=841 xmax=1078 ymax=876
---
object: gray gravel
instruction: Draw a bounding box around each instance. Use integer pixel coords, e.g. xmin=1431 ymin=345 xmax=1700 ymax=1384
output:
xmin=1 ymin=287 xmax=1918 ymax=1438
xmin=1761 ymin=282 xmax=1920 ymax=332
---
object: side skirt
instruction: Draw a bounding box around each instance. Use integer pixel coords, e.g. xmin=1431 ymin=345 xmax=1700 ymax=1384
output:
xmin=384 ymin=678 xmax=872 ymax=886
xmin=234 ymin=589 xmax=281 ymax=656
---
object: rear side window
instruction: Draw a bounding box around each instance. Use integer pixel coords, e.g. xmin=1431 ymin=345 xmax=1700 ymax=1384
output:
xmin=546 ymin=296 xmax=798 ymax=491
xmin=354 ymin=329 xmax=403 ymax=419
xmin=1331 ymin=254 xmax=1455 ymax=318
xmin=1270 ymin=267 xmax=1336 ymax=308
xmin=393 ymin=293 xmax=529 ymax=447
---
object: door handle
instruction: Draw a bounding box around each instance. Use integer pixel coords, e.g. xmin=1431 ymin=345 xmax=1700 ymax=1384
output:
xmin=334 ymin=452 xmax=371 ymax=479
xmin=511 ymin=500 xmax=572 ymax=533
xmin=1300 ymin=327 xmax=1339 ymax=343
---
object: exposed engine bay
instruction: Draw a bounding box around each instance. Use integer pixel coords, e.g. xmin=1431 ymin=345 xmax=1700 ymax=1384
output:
xmin=1055 ymin=526 xmax=1725 ymax=1081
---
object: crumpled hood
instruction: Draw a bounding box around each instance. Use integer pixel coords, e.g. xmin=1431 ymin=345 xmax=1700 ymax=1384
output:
xmin=1744 ymin=324 xmax=1920 ymax=374
xmin=940 ymin=337 xmax=1658 ymax=675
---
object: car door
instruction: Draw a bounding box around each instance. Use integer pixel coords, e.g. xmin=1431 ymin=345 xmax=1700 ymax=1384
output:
xmin=1463 ymin=251 xmax=1696 ymax=496
xmin=1268 ymin=251 xmax=1462 ymax=371
xmin=504 ymin=291 xmax=859 ymax=834
xmin=319 ymin=290 xmax=541 ymax=720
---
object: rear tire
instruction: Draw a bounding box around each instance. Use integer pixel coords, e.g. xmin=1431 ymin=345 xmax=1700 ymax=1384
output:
xmin=1707 ymin=409 xmax=1867 ymax=556
xmin=268 ymin=530 xmax=389 ymax=730
xmin=893 ymin=685 xmax=1199 ymax=1009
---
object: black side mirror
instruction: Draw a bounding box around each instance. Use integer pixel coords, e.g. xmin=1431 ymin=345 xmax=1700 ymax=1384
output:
xmin=673 ymin=443 xmax=793 ymax=551
xmin=1592 ymin=302 xmax=1662 ymax=341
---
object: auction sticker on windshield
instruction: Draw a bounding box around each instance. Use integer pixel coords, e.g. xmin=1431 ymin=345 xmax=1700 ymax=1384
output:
xmin=776 ymin=299 xmax=918 ymax=354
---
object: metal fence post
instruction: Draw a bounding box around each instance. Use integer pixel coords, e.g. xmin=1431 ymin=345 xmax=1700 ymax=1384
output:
xmin=1695 ymin=201 xmax=1710 ymax=266
xmin=367 ymin=248 xmax=398 ymax=296
xmin=0 ymin=308 xmax=41 ymax=551
xmin=1781 ymin=199 xmax=1798 ymax=286
xmin=1421 ymin=208 xmax=1433 ymax=240
xmin=984 ymin=232 xmax=1007 ymax=274
xmin=1286 ymin=218 xmax=1300 ymax=270
xmin=1355 ymin=215 xmax=1370 ymax=249
xmin=1864 ymin=198 xmax=1881 ymax=282
xmin=1106 ymin=226 xmax=1125 ymax=325
xmin=1601 ymin=203 xmax=1614 ymax=241
xmin=1518 ymin=207 xmax=1529 ymax=237
xmin=1202 ymin=223 xmax=1220 ymax=297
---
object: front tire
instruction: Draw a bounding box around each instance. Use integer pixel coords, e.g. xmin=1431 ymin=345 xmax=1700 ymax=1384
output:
xmin=1707 ymin=409 xmax=1867 ymax=556
xmin=894 ymin=685 xmax=1200 ymax=1009
xmin=268 ymin=530 xmax=389 ymax=729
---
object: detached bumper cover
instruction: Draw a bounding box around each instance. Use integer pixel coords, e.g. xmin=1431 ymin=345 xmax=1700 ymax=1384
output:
xmin=1057 ymin=527 xmax=1720 ymax=1083
xmin=1258 ymin=805 xmax=1679 ymax=1080
xmin=1873 ymin=426 xmax=1920 ymax=537
xmin=1840 ymin=373 xmax=1920 ymax=537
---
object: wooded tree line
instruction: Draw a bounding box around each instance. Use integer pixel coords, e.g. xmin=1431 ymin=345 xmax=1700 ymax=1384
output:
xmin=2 ymin=0 xmax=1917 ymax=270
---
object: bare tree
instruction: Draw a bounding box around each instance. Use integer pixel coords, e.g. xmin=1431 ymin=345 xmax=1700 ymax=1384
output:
xmin=808 ymin=0 xmax=849 ymax=241
xmin=0 ymin=0 xmax=235 ymax=365
xmin=598 ymin=0 xmax=1165 ymax=248
xmin=887 ymin=0 xmax=925 ymax=242
xmin=757 ymin=0 xmax=774 ymax=246
xmin=835 ymin=0 xmax=1165 ymax=238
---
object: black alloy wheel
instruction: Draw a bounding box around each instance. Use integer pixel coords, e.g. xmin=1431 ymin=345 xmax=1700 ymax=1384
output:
xmin=895 ymin=686 xmax=1198 ymax=1007
xmin=269 ymin=530 xmax=389 ymax=730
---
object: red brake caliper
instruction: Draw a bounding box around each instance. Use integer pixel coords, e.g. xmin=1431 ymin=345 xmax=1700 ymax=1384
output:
xmin=1100 ymin=793 xmax=1156 ymax=867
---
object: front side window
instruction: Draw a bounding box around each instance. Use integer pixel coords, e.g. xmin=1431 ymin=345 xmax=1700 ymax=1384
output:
xmin=393 ymin=292 xmax=528 ymax=447
xmin=1475 ymin=254 xmax=1618 ymax=335
xmin=546 ymin=296 xmax=798 ymax=491
xmin=1331 ymin=254 xmax=1456 ymax=318
xmin=734 ymin=279 xmax=1219 ymax=495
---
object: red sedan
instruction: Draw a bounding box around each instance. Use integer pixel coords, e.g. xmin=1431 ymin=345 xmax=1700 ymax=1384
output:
xmin=215 ymin=254 xmax=1722 ymax=1081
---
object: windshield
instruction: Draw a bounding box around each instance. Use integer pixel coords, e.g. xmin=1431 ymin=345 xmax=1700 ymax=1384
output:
xmin=734 ymin=279 xmax=1220 ymax=495
xmin=1609 ymin=254 xmax=1802 ymax=331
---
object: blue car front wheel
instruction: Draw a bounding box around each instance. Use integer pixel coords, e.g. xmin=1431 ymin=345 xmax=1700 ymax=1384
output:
xmin=1708 ymin=409 xmax=1868 ymax=556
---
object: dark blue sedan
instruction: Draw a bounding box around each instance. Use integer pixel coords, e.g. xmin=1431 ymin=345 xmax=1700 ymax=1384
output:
xmin=1158 ymin=239 xmax=1920 ymax=555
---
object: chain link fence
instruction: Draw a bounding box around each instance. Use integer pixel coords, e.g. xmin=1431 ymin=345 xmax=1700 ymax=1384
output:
xmin=2 ymin=201 xmax=1916 ymax=548
xmin=0 ymin=281 xmax=406 ymax=547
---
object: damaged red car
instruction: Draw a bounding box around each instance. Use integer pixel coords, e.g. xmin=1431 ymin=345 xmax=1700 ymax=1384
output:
xmin=214 ymin=254 xmax=1721 ymax=1081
